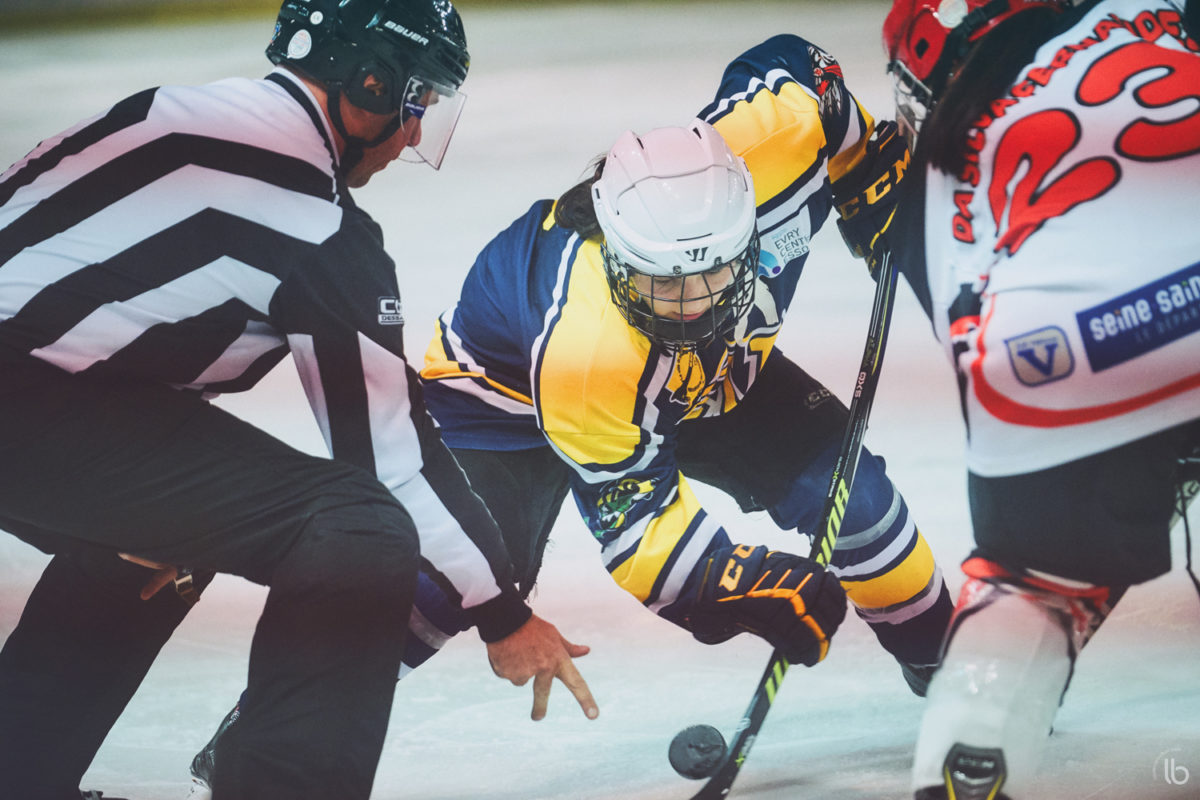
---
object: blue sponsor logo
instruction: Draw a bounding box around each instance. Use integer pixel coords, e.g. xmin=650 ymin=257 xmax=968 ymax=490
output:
xmin=1076 ymin=263 xmax=1200 ymax=372
xmin=1005 ymin=326 xmax=1074 ymax=386
xmin=758 ymin=248 xmax=781 ymax=277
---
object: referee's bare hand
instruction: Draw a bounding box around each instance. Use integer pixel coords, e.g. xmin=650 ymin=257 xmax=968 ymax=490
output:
xmin=486 ymin=613 xmax=599 ymax=721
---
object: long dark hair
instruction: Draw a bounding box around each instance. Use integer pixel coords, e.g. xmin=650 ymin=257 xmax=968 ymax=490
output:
xmin=553 ymin=156 xmax=606 ymax=239
xmin=920 ymin=7 xmax=1075 ymax=177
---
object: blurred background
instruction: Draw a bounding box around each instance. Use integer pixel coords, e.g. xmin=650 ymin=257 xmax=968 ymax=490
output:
xmin=2 ymin=0 xmax=645 ymax=27
xmin=0 ymin=0 xmax=275 ymax=28
xmin=1 ymin=2 xmax=1196 ymax=798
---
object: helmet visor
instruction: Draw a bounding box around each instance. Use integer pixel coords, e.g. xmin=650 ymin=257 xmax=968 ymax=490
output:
xmin=399 ymin=74 xmax=466 ymax=170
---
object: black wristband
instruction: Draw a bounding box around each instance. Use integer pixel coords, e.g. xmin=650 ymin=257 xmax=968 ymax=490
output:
xmin=468 ymin=588 xmax=534 ymax=643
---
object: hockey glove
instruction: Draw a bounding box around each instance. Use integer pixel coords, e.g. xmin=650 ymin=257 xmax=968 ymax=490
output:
xmin=687 ymin=545 xmax=847 ymax=666
xmin=832 ymin=120 xmax=910 ymax=278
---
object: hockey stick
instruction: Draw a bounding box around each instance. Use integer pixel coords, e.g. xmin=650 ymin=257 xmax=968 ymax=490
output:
xmin=684 ymin=252 xmax=900 ymax=800
xmin=808 ymin=251 xmax=900 ymax=570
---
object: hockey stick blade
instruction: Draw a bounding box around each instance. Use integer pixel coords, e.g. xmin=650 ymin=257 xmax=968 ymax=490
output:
xmin=682 ymin=254 xmax=900 ymax=799
xmin=686 ymin=650 xmax=790 ymax=800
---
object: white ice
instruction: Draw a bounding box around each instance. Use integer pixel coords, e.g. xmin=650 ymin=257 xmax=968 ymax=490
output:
xmin=0 ymin=3 xmax=1197 ymax=798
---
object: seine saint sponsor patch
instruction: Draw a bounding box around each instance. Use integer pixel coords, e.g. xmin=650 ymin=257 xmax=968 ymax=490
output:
xmin=1004 ymin=326 xmax=1074 ymax=387
xmin=377 ymin=296 xmax=404 ymax=325
xmin=1076 ymin=263 xmax=1200 ymax=372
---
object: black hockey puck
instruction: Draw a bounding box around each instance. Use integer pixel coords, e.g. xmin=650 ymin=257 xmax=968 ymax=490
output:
xmin=668 ymin=724 xmax=727 ymax=780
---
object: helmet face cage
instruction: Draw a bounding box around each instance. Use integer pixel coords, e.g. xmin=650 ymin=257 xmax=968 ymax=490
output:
xmin=882 ymin=0 xmax=960 ymax=144
xmin=602 ymin=230 xmax=759 ymax=353
xmin=887 ymin=58 xmax=935 ymax=148
xmin=591 ymin=121 xmax=761 ymax=353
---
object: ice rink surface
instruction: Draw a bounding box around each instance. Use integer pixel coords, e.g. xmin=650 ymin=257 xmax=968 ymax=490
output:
xmin=0 ymin=2 xmax=1197 ymax=797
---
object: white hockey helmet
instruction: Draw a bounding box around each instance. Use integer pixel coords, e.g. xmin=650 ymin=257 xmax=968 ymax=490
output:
xmin=592 ymin=120 xmax=759 ymax=351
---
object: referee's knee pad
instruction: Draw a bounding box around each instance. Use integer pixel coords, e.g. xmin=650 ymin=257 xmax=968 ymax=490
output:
xmin=278 ymin=489 xmax=419 ymax=598
xmin=310 ymin=500 xmax=417 ymax=557
xmin=302 ymin=467 xmax=418 ymax=550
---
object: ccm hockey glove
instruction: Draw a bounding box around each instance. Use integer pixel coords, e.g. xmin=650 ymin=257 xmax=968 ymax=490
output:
xmin=687 ymin=545 xmax=847 ymax=666
xmin=832 ymin=119 xmax=910 ymax=278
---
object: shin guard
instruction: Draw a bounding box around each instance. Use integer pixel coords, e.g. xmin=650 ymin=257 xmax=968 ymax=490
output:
xmin=911 ymin=559 xmax=1115 ymax=799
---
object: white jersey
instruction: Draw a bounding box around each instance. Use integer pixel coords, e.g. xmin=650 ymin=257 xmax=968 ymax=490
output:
xmin=919 ymin=0 xmax=1200 ymax=476
xmin=0 ymin=69 xmax=527 ymax=636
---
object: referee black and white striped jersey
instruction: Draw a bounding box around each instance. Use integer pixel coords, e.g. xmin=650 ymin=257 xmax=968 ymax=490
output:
xmin=0 ymin=67 xmax=526 ymax=637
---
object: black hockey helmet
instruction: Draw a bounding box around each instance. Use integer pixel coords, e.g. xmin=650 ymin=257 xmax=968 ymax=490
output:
xmin=267 ymin=0 xmax=469 ymax=168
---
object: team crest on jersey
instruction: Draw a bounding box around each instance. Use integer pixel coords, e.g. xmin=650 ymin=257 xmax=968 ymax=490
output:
xmin=378 ymin=296 xmax=404 ymax=325
xmin=667 ymin=350 xmax=708 ymax=407
xmin=809 ymin=45 xmax=845 ymax=120
xmin=595 ymin=477 xmax=656 ymax=533
xmin=1004 ymin=326 xmax=1074 ymax=386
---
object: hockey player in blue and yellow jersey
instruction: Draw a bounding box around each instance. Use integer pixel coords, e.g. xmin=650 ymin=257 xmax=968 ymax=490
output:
xmin=187 ymin=36 xmax=955 ymax=796
xmin=422 ymin=35 xmax=952 ymax=686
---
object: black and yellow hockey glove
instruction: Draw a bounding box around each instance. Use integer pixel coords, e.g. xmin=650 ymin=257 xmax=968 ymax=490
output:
xmin=687 ymin=544 xmax=847 ymax=666
xmin=833 ymin=120 xmax=910 ymax=278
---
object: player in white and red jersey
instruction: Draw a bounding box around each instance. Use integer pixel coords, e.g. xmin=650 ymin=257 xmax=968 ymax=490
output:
xmin=882 ymin=1 xmax=1200 ymax=797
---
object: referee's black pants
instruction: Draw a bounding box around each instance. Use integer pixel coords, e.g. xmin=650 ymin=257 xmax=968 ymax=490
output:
xmin=0 ymin=359 xmax=415 ymax=800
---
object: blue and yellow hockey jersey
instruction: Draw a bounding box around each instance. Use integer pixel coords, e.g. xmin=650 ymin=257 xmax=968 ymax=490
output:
xmin=422 ymin=35 xmax=877 ymax=620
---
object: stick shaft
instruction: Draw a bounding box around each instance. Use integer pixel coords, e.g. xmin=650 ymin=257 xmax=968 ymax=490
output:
xmin=687 ymin=254 xmax=901 ymax=800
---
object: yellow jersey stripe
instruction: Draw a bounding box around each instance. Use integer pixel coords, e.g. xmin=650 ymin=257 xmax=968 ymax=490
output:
xmin=840 ymin=532 xmax=937 ymax=610
xmin=609 ymin=474 xmax=705 ymax=602
xmin=538 ymin=241 xmax=652 ymax=467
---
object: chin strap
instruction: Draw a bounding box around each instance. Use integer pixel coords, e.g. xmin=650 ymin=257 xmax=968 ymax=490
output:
xmin=326 ymin=87 xmax=404 ymax=173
